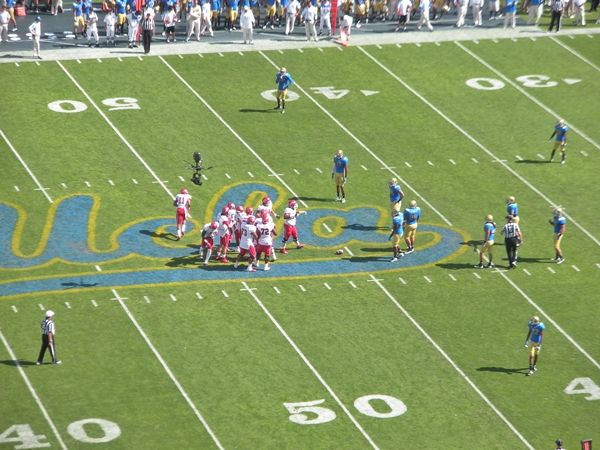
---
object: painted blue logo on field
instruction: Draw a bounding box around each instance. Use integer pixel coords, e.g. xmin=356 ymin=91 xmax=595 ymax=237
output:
xmin=0 ymin=183 xmax=466 ymax=296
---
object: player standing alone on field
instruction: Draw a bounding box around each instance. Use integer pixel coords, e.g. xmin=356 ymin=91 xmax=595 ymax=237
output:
xmin=280 ymin=199 xmax=306 ymax=253
xmin=549 ymin=207 xmax=566 ymax=264
xmin=173 ymin=188 xmax=192 ymax=240
xmin=524 ymin=315 xmax=545 ymax=376
xmin=549 ymin=118 xmax=568 ymax=164
xmin=275 ymin=67 xmax=294 ymax=114
xmin=475 ymin=214 xmax=496 ymax=268
xmin=332 ymin=149 xmax=348 ymax=203
xmin=36 ymin=310 xmax=61 ymax=365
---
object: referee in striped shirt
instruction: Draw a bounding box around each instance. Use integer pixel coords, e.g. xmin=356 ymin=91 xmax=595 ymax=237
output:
xmin=501 ymin=215 xmax=522 ymax=269
xmin=36 ymin=310 xmax=61 ymax=365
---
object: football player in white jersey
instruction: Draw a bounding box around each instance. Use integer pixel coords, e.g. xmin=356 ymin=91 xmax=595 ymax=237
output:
xmin=199 ymin=221 xmax=218 ymax=265
xmin=280 ymin=199 xmax=307 ymax=254
xmin=173 ymin=188 xmax=192 ymax=240
xmin=255 ymin=211 xmax=277 ymax=270
xmin=257 ymin=196 xmax=278 ymax=220
xmin=233 ymin=205 xmax=247 ymax=250
xmin=234 ymin=216 xmax=259 ymax=272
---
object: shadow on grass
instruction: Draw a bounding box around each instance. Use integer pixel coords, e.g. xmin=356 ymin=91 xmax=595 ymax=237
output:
xmin=0 ymin=359 xmax=37 ymax=367
xmin=515 ymin=159 xmax=552 ymax=164
xmin=139 ymin=229 xmax=178 ymax=241
xmin=61 ymin=281 xmax=100 ymax=289
xmin=477 ymin=366 xmax=530 ymax=375
xmin=342 ymin=223 xmax=388 ymax=231
xmin=435 ymin=262 xmax=479 ymax=270
xmin=294 ymin=196 xmax=333 ymax=203
xmin=239 ymin=108 xmax=281 ymax=113
xmin=166 ymin=254 xmax=201 ymax=268
xmin=346 ymin=256 xmax=388 ymax=263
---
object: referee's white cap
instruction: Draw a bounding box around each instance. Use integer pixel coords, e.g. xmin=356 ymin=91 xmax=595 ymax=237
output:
xmin=46 ymin=310 xmax=55 ymax=318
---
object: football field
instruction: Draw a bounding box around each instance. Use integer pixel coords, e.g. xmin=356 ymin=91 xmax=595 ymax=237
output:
xmin=1 ymin=34 xmax=599 ymax=449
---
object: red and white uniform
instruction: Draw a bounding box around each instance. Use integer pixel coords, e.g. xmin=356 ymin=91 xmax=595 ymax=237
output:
xmin=256 ymin=220 xmax=275 ymax=258
xmin=239 ymin=222 xmax=257 ymax=258
xmin=283 ymin=206 xmax=300 ymax=241
xmin=217 ymin=218 xmax=231 ymax=247
xmin=201 ymin=223 xmax=218 ymax=249
xmin=174 ymin=192 xmax=192 ymax=226
xmin=234 ymin=210 xmax=248 ymax=243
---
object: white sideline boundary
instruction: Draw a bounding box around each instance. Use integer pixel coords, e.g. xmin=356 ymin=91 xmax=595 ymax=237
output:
xmin=549 ymin=36 xmax=600 ymax=73
xmin=111 ymin=289 xmax=225 ymax=450
xmin=359 ymin=47 xmax=600 ymax=371
xmin=1 ymin=129 xmax=53 ymax=204
xmin=455 ymin=41 xmax=600 ymax=153
xmin=158 ymin=56 xmax=308 ymax=208
xmin=0 ymin=329 xmax=68 ymax=450
xmin=258 ymin=50 xmax=453 ymax=227
xmin=240 ymin=282 xmax=379 ymax=450
xmin=56 ymin=61 xmax=175 ymax=200
xmin=358 ymin=45 xmax=600 ymax=248
xmin=368 ymin=275 xmax=534 ymax=449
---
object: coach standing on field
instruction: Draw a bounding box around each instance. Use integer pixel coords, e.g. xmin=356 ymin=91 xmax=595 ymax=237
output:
xmin=141 ymin=11 xmax=155 ymax=54
xmin=36 ymin=310 xmax=61 ymax=365
xmin=501 ymin=215 xmax=522 ymax=269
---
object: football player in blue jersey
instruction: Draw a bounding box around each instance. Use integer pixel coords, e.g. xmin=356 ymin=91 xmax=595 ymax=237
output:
xmin=331 ymin=149 xmax=348 ymax=203
xmin=549 ymin=207 xmax=566 ymax=264
xmin=524 ymin=315 xmax=545 ymax=376
xmin=506 ymin=196 xmax=519 ymax=224
xmin=388 ymin=177 xmax=404 ymax=213
xmin=403 ymin=200 xmax=421 ymax=254
xmin=388 ymin=210 xmax=404 ymax=262
xmin=475 ymin=214 xmax=496 ymax=268
xmin=275 ymin=67 xmax=294 ymax=113
xmin=549 ymin=118 xmax=569 ymax=165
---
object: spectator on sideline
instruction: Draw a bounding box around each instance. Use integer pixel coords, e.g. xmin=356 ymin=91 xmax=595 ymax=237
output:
xmin=51 ymin=0 xmax=64 ymax=15
xmin=488 ymin=0 xmax=501 ymax=19
xmin=6 ymin=0 xmax=18 ymax=32
xmin=549 ymin=118 xmax=568 ymax=164
xmin=319 ymin=0 xmax=332 ymax=35
xmin=86 ymin=7 xmax=100 ymax=47
xmin=0 ymin=6 xmax=10 ymax=42
xmin=471 ymin=0 xmax=484 ymax=26
xmin=301 ymin=0 xmax=318 ymax=40
xmin=164 ymin=5 xmax=178 ymax=41
xmin=574 ymin=0 xmax=586 ymax=24
xmin=36 ymin=310 xmax=61 ymax=365
xmin=285 ymin=0 xmax=301 ymax=34
xmin=141 ymin=10 xmax=155 ymax=53
xmin=125 ymin=8 xmax=140 ymax=47
xmin=395 ymin=0 xmax=412 ymax=30
xmin=455 ymin=0 xmax=468 ymax=27
xmin=240 ymin=5 xmax=255 ymax=43
xmin=503 ymin=0 xmax=517 ymax=27
xmin=548 ymin=0 xmax=565 ymax=31
xmin=475 ymin=214 xmax=496 ymax=268
xmin=262 ymin=0 xmax=276 ymax=28
xmin=417 ymin=0 xmax=434 ymax=30
xmin=28 ymin=16 xmax=42 ymax=59
xmin=73 ymin=0 xmax=85 ymax=38
xmin=200 ymin=0 xmax=214 ymax=36
xmin=225 ymin=0 xmax=238 ymax=30
xmin=210 ymin=0 xmax=221 ymax=29
xmin=115 ymin=0 xmax=127 ymax=35
xmin=251 ymin=0 xmax=260 ymax=27
xmin=340 ymin=13 xmax=353 ymax=43
xmin=501 ymin=215 xmax=521 ymax=268
xmin=549 ymin=207 xmax=566 ymax=264
xmin=332 ymin=149 xmax=349 ymax=203
xmin=187 ymin=0 xmax=201 ymax=40
xmin=525 ymin=0 xmax=544 ymax=24
xmin=403 ymin=200 xmax=421 ymax=254
xmin=524 ymin=316 xmax=545 ymax=376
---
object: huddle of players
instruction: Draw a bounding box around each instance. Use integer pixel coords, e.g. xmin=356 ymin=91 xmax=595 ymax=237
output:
xmin=198 ymin=196 xmax=306 ymax=272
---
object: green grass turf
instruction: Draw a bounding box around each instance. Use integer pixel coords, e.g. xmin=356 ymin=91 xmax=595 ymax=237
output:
xmin=1 ymin=34 xmax=599 ymax=449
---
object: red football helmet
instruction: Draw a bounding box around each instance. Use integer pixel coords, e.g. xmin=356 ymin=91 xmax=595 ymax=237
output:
xmin=210 ymin=221 xmax=218 ymax=229
xmin=288 ymin=200 xmax=298 ymax=209
xmin=221 ymin=206 xmax=229 ymax=215
xmin=227 ymin=202 xmax=235 ymax=210
xmin=261 ymin=211 xmax=269 ymax=221
xmin=262 ymin=196 xmax=271 ymax=206
xmin=245 ymin=206 xmax=254 ymax=215
xmin=247 ymin=216 xmax=256 ymax=224
xmin=180 ymin=188 xmax=189 ymax=195
xmin=236 ymin=205 xmax=244 ymax=213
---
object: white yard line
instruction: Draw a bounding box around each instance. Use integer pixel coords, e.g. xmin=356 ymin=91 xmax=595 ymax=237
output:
xmin=56 ymin=62 xmax=175 ymax=199
xmin=159 ymin=56 xmax=308 ymax=208
xmin=456 ymin=41 xmax=600 ymax=153
xmin=550 ymin=36 xmax=600 ymax=72
xmin=1 ymin=129 xmax=53 ymax=204
xmin=0 ymin=329 xmax=69 ymax=450
xmin=368 ymin=275 xmax=534 ymax=450
xmin=111 ymin=289 xmax=224 ymax=449
xmin=359 ymin=46 xmax=600 ymax=247
xmin=259 ymin=50 xmax=452 ymax=227
xmin=240 ymin=282 xmax=380 ymax=450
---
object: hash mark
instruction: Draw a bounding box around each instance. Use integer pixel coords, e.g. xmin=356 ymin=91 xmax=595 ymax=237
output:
xmin=196 ymin=292 xmax=203 ymax=300
xmin=343 ymin=246 xmax=354 ymax=256
xmin=424 ymin=276 xmax=432 ymax=283
xmin=492 ymin=38 xmax=499 ymax=43
xmin=178 ymin=175 xmax=185 ymax=181
xmin=318 ymin=47 xmax=324 ymax=52
xmin=361 ymin=164 xmax=368 ymax=170
xmin=536 ymin=153 xmax=545 ymax=160
xmin=95 ymin=265 xmax=102 ymax=272
xmin=35 ymin=61 xmax=40 ymax=66
xmin=511 ymin=38 xmax=518 ymax=42
xmin=523 ymin=269 xmax=531 ymax=276
xmin=316 ymin=167 xmax=323 ymax=173
xmin=377 ymin=44 xmax=383 ymax=49
xmin=529 ymin=37 xmax=536 ymax=41
xmin=435 ymin=42 xmax=441 ymax=46
xmin=198 ymin=53 xmax=204 ymax=57
xmin=473 ymin=272 xmax=481 ymax=279
xmin=38 ymin=304 xmax=45 ymax=310
xmin=415 ymin=42 xmax=422 ymax=47
xmin=91 ymin=299 xmax=98 ymax=307
xmin=144 ymin=296 xmax=151 ymax=303
xmin=76 ymin=59 xmax=81 ymax=63
xmin=448 ymin=274 xmax=457 ymax=281
xmin=427 ymin=160 xmax=434 ymax=166
xmin=170 ymin=294 xmax=177 ymax=302
xmin=97 ymin=58 xmax=102 ymax=63
xmin=293 ymin=168 xmax=300 ymax=175
xmin=472 ymin=40 xmax=479 ymax=45
xmin=108 ymin=179 xmax=115 ymax=186
xmin=322 ymin=223 xmax=332 ymax=233
xmin=404 ymin=161 xmax=412 ymax=168
xmin=61 ymin=183 xmax=67 ymax=188
xmin=137 ymin=56 xmax=143 ymax=61
xmin=238 ymin=52 xmax=244 ymax=56
xmin=567 ymin=35 xmax=575 ymax=40
xmin=547 ymin=267 xmax=555 ymax=274
xmin=298 ymin=48 xmax=303 ymax=53
xmin=14 ymin=185 xmax=19 ymax=192
xmin=273 ymin=286 xmax=280 ymax=294
xmin=65 ymin=302 xmax=71 ymax=309
xmin=225 ymin=173 xmax=231 ymax=179
xmin=202 ymin=174 xmax=208 ymax=180
xmin=349 ymin=281 xmax=357 ymax=289
xmin=571 ymin=265 xmax=580 ymax=272
xmin=449 ymin=159 xmax=456 ymax=165
xmin=396 ymin=43 xmax=402 ymax=48
xmin=324 ymin=282 xmax=331 ymax=290
xmin=248 ymin=171 xmax=254 ymax=178
xmin=580 ymin=150 xmax=588 ymax=157
xmin=132 ymin=178 xmax=138 ymax=184
xmin=278 ymin=49 xmax=284 ymax=54
xmin=471 ymin=158 xmax=479 ymax=164
xmin=12 ymin=305 xmax=18 ymax=313
xmin=222 ymin=290 xmax=229 ymax=298
xmin=85 ymin=181 xmax=91 ymax=187
xmin=118 ymin=57 xmax=123 ymax=61
xmin=218 ymin=52 xmax=224 ymax=57
xmin=596 ymin=263 xmax=600 ymax=269
xmin=15 ymin=63 xmax=19 ymax=67
xmin=177 ymin=55 xmax=184 ymax=59
xmin=299 ymin=285 xmax=306 ymax=292
xmin=516 ymin=155 xmax=523 ymax=161
xmin=337 ymin=47 xmax=343 ymax=51
xmin=399 ymin=277 xmax=407 ymax=285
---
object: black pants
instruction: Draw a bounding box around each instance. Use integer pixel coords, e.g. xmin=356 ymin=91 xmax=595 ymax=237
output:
xmin=37 ymin=334 xmax=57 ymax=363
xmin=505 ymin=237 xmax=518 ymax=267
xmin=548 ymin=10 xmax=562 ymax=31
xmin=143 ymin=29 xmax=152 ymax=54
xmin=591 ymin=0 xmax=598 ymax=11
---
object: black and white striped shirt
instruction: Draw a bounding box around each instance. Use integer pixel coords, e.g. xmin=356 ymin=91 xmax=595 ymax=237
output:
xmin=502 ymin=222 xmax=520 ymax=239
xmin=141 ymin=17 xmax=154 ymax=31
xmin=551 ymin=0 xmax=564 ymax=12
xmin=40 ymin=319 xmax=55 ymax=335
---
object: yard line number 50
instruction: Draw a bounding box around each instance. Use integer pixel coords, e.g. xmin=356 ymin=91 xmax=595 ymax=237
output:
xmin=284 ymin=394 xmax=407 ymax=425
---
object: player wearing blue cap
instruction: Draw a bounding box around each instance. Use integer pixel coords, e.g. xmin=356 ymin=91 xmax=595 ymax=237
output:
xmin=29 ymin=16 xmax=42 ymax=59
xmin=524 ymin=315 xmax=545 ymax=376
xmin=549 ymin=118 xmax=569 ymax=164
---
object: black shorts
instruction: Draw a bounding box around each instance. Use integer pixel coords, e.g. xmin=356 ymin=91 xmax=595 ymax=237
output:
xmin=166 ymin=25 xmax=175 ymax=32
